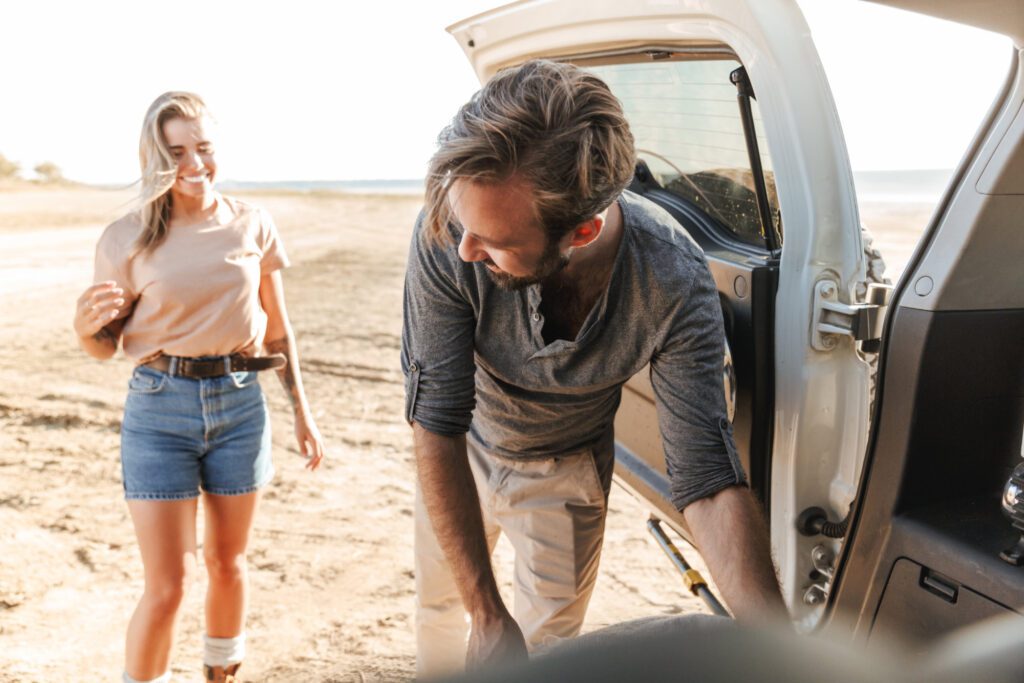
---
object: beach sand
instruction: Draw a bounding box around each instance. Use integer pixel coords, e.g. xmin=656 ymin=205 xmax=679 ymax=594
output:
xmin=0 ymin=187 xmax=935 ymax=681
xmin=0 ymin=186 xmax=733 ymax=682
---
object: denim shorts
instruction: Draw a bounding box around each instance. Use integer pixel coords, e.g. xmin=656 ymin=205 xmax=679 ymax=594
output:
xmin=120 ymin=364 xmax=274 ymax=500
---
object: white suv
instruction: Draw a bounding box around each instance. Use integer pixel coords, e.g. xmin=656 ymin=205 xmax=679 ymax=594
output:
xmin=448 ymin=0 xmax=1024 ymax=643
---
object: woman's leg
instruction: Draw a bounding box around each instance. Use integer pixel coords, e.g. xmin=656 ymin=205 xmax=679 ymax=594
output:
xmin=125 ymin=498 xmax=199 ymax=680
xmin=202 ymin=490 xmax=260 ymax=637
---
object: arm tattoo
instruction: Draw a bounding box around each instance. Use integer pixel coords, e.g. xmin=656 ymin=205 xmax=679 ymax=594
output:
xmin=92 ymin=326 xmax=116 ymax=346
xmin=265 ymin=335 xmax=303 ymax=413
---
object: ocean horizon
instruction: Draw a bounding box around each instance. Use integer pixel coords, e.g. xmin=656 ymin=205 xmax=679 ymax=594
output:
xmin=89 ymin=170 xmax=953 ymax=204
xmin=852 ymin=169 xmax=952 ymax=204
xmin=217 ymin=178 xmax=426 ymax=196
xmin=224 ymin=170 xmax=954 ymax=204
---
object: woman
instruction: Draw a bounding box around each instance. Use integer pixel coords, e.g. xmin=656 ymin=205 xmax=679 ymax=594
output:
xmin=72 ymin=92 xmax=324 ymax=683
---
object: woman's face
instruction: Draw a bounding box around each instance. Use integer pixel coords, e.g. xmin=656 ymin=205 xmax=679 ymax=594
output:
xmin=162 ymin=115 xmax=217 ymax=201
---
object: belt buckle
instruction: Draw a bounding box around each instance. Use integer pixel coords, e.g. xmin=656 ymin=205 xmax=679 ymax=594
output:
xmin=182 ymin=357 xmax=219 ymax=378
xmin=223 ymin=356 xmax=233 ymax=376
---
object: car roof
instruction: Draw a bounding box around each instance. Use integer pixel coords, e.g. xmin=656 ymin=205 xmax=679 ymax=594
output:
xmin=867 ymin=0 xmax=1023 ymax=46
xmin=451 ymin=1 xmax=1023 ymax=50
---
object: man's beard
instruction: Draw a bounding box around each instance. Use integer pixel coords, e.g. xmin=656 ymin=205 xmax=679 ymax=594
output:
xmin=484 ymin=239 xmax=570 ymax=291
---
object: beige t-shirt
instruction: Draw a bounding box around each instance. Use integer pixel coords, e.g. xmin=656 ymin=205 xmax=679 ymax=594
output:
xmin=93 ymin=194 xmax=289 ymax=363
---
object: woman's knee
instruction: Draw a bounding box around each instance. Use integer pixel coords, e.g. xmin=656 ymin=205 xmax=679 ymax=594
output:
xmin=143 ymin=563 xmax=196 ymax=616
xmin=204 ymin=548 xmax=247 ymax=585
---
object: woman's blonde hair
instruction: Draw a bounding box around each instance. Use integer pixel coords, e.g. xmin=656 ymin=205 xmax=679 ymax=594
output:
xmin=133 ymin=91 xmax=210 ymax=255
xmin=424 ymin=59 xmax=635 ymax=244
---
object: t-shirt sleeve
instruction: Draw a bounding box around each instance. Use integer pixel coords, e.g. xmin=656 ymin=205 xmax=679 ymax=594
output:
xmin=257 ymin=208 xmax=290 ymax=274
xmin=93 ymin=223 xmax=138 ymax=322
xmin=649 ymin=255 xmax=747 ymax=511
xmin=400 ymin=215 xmax=476 ymax=436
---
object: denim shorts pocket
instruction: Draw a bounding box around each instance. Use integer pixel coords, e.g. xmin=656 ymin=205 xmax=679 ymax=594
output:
xmin=229 ymin=371 xmax=259 ymax=390
xmin=128 ymin=366 xmax=168 ymax=394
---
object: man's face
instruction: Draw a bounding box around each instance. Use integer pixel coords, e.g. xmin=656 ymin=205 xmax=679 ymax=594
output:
xmin=448 ymin=177 xmax=568 ymax=290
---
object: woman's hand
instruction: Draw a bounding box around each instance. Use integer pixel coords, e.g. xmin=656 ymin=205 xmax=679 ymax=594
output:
xmin=295 ymin=409 xmax=325 ymax=471
xmin=74 ymin=281 xmax=127 ymax=359
xmin=74 ymin=281 xmax=124 ymax=339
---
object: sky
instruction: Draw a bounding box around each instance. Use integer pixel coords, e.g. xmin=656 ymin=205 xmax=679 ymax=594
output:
xmin=0 ymin=0 xmax=1013 ymax=184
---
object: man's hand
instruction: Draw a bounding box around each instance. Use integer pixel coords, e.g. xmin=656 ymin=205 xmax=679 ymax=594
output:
xmin=467 ymin=608 xmax=528 ymax=670
xmin=683 ymin=485 xmax=789 ymax=626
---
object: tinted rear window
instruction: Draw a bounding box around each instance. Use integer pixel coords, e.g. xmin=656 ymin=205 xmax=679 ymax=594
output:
xmin=587 ymin=58 xmax=782 ymax=249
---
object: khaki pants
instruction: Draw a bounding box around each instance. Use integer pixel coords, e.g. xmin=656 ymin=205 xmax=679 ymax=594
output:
xmin=414 ymin=435 xmax=614 ymax=679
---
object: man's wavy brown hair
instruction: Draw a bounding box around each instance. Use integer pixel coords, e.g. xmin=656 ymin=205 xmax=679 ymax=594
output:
xmin=424 ymin=59 xmax=636 ymax=244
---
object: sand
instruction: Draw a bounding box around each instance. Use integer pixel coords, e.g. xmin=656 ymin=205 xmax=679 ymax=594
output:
xmin=0 ymin=187 xmax=748 ymax=682
xmin=0 ymin=186 xmax=935 ymax=681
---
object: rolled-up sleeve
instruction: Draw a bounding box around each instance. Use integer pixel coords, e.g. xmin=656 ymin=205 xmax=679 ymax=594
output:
xmin=650 ymin=257 xmax=747 ymax=511
xmin=257 ymin=207 xmax=290 ymax=274
xmin=401 ymin=217 xmax=476 ymax=436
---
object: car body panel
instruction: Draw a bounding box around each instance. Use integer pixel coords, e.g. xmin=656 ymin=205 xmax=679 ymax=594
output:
xmin=866 ymin=0 xmax=1024 ymax=47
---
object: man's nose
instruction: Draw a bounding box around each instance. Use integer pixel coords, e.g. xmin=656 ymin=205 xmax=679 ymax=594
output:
xmin=458 ymin=230 xmax=486 ymax=263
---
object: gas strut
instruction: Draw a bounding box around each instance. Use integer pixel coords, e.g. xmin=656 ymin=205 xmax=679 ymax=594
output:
xmin=647 ymin=516 xmax=730 ymax=617
xmin=730 ymin=66 xmax=782 ymax=254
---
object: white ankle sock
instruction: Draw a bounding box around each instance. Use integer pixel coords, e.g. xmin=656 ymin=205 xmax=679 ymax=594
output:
xmin=203 ymin=632 xmax=246 ymax=667
xmin=122 ymin=672 xmax=171 ymax=683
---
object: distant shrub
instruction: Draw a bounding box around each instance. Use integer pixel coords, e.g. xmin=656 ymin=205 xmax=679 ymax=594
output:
xmin=0 ymin=153 xmax=20 ymax=179
xmin=34 ymin=161 xmax=63 ymax=183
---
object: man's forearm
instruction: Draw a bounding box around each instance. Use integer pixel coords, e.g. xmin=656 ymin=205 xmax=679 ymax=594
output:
xmin=683 ymin=485 xmax=789 ymax=625
xmin=413 ymin=423 xmax=505 ymax=619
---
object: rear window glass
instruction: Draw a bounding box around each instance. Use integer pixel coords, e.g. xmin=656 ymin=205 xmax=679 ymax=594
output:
xmin=587 ymin=58 xmax=781 ymax=249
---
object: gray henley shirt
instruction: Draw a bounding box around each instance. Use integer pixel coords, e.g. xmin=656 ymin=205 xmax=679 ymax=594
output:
xmin=401 ymin=190 xmax=747 ymax=511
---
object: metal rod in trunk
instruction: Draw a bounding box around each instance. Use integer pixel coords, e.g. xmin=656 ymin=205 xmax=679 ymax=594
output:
xmin=647 ymin=516 xmax=730 ymax=617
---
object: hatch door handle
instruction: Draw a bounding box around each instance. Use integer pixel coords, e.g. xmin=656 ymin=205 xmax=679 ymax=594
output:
xmin=920 ymin=568 xmax=959 ymax=603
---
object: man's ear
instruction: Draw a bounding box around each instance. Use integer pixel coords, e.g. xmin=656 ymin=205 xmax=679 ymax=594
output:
xmin=565 ymin=215 xmax=604 ymax=249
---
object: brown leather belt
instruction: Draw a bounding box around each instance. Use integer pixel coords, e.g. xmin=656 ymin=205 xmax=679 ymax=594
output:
xmin=143 ymin=353 xmax=287 ymax=378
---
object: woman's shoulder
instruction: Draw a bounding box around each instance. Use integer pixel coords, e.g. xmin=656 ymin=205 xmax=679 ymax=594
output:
xmin=97 ymin=211 xmax=144 ymax=256
xmin=218 ymin=194 xmax=270 ymax=223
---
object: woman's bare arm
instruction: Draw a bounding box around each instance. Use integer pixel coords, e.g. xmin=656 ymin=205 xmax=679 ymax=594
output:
xmin=259 ymin=270 xmax=325 ymax=469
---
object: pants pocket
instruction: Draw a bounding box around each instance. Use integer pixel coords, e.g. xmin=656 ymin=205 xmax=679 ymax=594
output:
xmin=577 ymin=451 xmax=609 ymax=508
xmin=128 ymin=366 xmax=168 ymax=394
xmin=498 ymin=454 xmax=609 ymax=600
xmin=229 ymin=370 xmax=259 ymax=390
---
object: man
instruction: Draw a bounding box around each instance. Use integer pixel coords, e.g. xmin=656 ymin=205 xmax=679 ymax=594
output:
xmin=402 ymin=60 xmax=787 ymax=678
